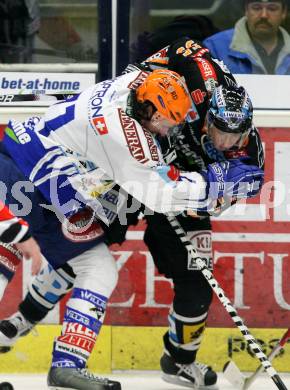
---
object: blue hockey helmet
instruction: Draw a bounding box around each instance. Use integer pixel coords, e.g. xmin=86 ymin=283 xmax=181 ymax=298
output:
xmin=208 ymin=85 xmax=253 ymax=134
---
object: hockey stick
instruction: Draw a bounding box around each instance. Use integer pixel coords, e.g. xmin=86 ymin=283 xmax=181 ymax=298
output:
xmin=166 ymin=214 xmax=288 ymax=390
xmin=0 ymin=93 xmax=77 ymax=105
xmin=223 ymin=328 xmax=290 ymax=390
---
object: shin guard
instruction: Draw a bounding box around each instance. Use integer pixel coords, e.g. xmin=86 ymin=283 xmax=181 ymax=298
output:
xmin=52 ymin=287 xmax=107 ymax=368
xmin=19 ymin=263 xmax=75 ymax=323
xmin=164 ymin=307 xmax=208 ymax=364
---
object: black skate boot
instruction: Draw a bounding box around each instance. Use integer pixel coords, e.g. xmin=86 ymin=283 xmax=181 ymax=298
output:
xmin=47 ymin=367 xmax=121 ymax=390
xmin=160 ymin=351 xmax=218 ymax=389
xmin=0 ymin=311 xmax=34 ymax=353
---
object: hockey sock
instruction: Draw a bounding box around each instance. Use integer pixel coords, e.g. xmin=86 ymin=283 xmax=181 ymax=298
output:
xmin=164 ymin=307 xmax=208 ymax=364
xmin=51 ymin=287 xmax=107 ymax=368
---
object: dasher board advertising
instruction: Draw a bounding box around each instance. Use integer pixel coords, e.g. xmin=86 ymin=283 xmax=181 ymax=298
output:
xmin=0 ymin=72 xmax=95 ymax=105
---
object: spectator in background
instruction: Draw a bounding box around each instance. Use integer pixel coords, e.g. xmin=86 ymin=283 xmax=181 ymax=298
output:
xmin=0 ymin=0 xmax=40 ymax=63
xmin=38 ymin=16 xmax=93 ymax=62
xmin=0 ymin=1 xmax=91 ymax=63
xmin=204 ymin=0 xmax=290 ymax=74
xmin=130 ymin=15 xmax=219 ymax=63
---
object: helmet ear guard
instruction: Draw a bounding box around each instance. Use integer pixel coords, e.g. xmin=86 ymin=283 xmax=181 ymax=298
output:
xmin=208 ymin=85 xmax=253 ymax=134
xmin=136 ymin=69 xmax=192 ymax=125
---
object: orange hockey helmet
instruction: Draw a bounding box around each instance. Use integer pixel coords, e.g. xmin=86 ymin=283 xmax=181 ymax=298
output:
xmin=136 ymin=69 xmax=192 ymax=125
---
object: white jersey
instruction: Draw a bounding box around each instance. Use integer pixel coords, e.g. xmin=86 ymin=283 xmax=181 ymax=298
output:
xmin=34 ymin=71 xmax=207 ymax=214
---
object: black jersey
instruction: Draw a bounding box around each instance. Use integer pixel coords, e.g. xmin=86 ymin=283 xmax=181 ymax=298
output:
xmin=123 ymin=38 xmax=265 ymax=245
xmin=141 ymin=37 xmax=264 ymax=173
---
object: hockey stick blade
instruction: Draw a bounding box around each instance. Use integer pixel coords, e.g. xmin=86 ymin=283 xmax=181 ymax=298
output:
xmin=225 ymin=329 xmax=290 ymax=390
xmin=0 ymin=93 xmax=77 ymax=106
xmin=223 ymin=360 xmax=246 ymax=389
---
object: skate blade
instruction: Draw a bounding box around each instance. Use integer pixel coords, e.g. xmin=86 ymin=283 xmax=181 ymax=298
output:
xmin=162 ymin=373 xmax=198 ymax=389
xmin=223 ymin=360 xmax=245 ymax=389
xmin=162 ymin=373 xmax=219 ymax=389
xmin=48 ymin=387 xmax=75 ymax=390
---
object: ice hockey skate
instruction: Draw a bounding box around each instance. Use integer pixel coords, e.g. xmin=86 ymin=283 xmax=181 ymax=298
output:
xmin=0 ymin=311 xmax=34 ymax=353
xmin=47 ymin=366 xmax=121 ymax=390
xmin=160 ymin=351 xmax=218 ymax=389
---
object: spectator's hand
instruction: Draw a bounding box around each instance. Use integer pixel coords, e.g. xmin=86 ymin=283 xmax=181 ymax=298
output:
xmin=16 ymin=237 xmax=42 ymax=275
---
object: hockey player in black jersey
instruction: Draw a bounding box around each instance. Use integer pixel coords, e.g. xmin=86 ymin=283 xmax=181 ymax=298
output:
xmin=129 ymin=37 xmax=264 ymax=389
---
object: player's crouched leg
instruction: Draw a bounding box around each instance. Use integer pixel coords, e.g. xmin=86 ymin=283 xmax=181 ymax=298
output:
xmin=160 ymin=277 xmax=218 ymax=389
xmin=48 ymin=243 xmax=121 ymax=390
xmin=0 ymin=261 xmax=75 ymax=353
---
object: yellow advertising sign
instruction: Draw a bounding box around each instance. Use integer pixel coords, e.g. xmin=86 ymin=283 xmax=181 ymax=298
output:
xmin=0 ymin=326 xmax=289 ymax=373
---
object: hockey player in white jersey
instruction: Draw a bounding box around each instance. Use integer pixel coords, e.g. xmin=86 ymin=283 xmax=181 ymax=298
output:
xmin=3 ymin=69 xmax=263 ymax=220
xmin=0 ymin=69 xmax=264 ymax=390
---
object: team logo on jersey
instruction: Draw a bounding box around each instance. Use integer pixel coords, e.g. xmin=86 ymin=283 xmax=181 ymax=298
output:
xmin=127 ymin=71 xmax=148 ymax=90
xmin=62 ymin=208 xmax=104 ymax=242
xmin=92 ymin=116 xmax=108 ymax=135
xmin=118 ymin=108 xmax=149 ymax=164
xmin=187 ymin=230 xmax=212 ymax=254
xmin=187 ymin=229 xmax=213 ymax=269
xmin=195 ymin=57 xmax=216 ymax=78
xmin=89 ymin=80 xmax=113 ymax=134
xmin=187 ymin=255 xmax=213 ymax=270
xmin=191 ymin=89 xmax=207 ymax=105
xmin=143 ymin=129 xmax=160 ymax=162
xmin=187 ymin=109 xmax=199 ymax=122
xmin=195 ymin=57 xmax=218 ymax=96
xmin=183 ymin=322 xmax=206 ymax=343
xmin=176 ymin=40 xmax=202 ymax=57
xmin=5 ymin=120 xmax=31 ymax=144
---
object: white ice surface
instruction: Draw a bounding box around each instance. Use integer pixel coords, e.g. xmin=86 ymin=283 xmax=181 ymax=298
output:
xmin=0 ymin=372 xmax=290 ymax=390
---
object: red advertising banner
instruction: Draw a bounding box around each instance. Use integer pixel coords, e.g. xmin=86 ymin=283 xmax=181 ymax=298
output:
xmin=1 ymin=127 xmax=290 ymax=328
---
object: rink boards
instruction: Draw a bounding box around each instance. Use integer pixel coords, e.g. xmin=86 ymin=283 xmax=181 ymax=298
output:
xmin=1 ymin=325 xmax=290 ymax=373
